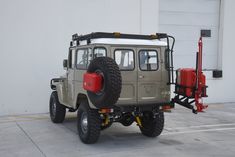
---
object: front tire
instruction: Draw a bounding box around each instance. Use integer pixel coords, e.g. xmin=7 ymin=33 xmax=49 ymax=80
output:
xmin=49 ymin=91 xmax=66 ymax=123
xmin=139 ymin=111 xmax=164 ymax=137
xmin=77 ymin=101 xmax=101 ymax=144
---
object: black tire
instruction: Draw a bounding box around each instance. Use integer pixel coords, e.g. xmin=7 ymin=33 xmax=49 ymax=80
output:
xmin=49 ymin=91 xmax=66 ymax=123
xmin=87 ymin=57 xmax=122 ymax=108
xmin=139 ymin=111 xmax=164 ymax=137
xmin=77 ymin=100 xmax=101 ymax=144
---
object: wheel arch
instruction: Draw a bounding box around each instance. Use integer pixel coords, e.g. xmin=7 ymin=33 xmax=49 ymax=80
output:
xmin=76 ymin=93 xmax=97 ymax=110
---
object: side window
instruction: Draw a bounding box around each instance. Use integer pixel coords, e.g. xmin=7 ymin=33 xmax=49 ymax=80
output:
xmin=76 ymin=49 xmax=92 ymax=69
xmin=68 ymin=49 xmax=76 ymax=69
xmin=114 ymin=49 xmax=134 ymax=70
xmin=139 ymin=50 xmax=158 ymax=71
xmin=94 ymin=47 xmax=106 ymax=58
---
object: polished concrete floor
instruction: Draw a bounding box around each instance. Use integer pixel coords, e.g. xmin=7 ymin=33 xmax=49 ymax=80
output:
xmin=1 ymin=103 xmax=235 ymax=157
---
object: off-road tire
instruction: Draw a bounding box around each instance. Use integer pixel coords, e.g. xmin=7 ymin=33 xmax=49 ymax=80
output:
xmin=87 ymin=57 xmax=122 ymax=108
xmin=49 ymin=91 xmax=66 ymax=123
xmin=139 ymin=111 xmax=164 ymax=137
xmin=77 ymin=100 xmax=101 ymax=144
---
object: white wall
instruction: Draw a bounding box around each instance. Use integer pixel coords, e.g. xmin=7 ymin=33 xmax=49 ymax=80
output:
xmin=159 ymin=0 xmax=220 ymax=70
xmin=206 ymin=0 xmax=235 ymax=103
xmin=0 ymin=0 xmax=159 ymax=116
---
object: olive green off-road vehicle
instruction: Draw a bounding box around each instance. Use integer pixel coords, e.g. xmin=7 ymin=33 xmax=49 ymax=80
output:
xmin=50 ymin=32 xmax=208 ymax=144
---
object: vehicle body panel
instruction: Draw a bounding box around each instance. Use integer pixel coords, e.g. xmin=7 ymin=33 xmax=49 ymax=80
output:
xmin=53 ymin=41 xmax=171 ymax=109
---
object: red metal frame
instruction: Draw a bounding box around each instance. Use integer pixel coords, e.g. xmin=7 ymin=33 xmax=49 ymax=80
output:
xmin=195 ymin=37 xmax=208 ymax=112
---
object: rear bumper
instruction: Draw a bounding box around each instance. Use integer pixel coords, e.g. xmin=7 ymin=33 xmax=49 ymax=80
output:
xmin=115 ymin=102 xmax=174 ymax=112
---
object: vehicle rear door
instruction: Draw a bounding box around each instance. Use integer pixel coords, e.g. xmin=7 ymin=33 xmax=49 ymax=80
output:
xmin=111 ymin=47 xmax=137 ymax=105
xmin=137 ymin=48 xmax=162 ymax=104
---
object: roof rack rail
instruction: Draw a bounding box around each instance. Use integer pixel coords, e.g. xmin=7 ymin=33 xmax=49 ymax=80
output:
xmin=71 ymin=32 xmax=168 ymax=46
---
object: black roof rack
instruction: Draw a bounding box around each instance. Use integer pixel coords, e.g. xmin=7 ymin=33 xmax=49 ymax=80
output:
xmin=70 ymin=32 xmax=168 ymax=46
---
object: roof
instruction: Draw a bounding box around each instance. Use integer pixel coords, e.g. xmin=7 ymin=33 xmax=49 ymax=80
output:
xmin=79 ymin=38 xmax=167 ymax=46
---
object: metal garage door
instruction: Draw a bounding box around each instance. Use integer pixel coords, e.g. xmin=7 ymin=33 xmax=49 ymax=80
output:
xmin=159 ymin=0 xmax=220 ymax=70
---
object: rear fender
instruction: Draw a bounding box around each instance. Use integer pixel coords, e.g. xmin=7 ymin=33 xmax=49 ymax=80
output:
xmin=76 ymin=93 xmax=97 ymax=110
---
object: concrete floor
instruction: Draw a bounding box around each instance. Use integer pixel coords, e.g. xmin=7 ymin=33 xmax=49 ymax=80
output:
xmin=1 ymin=103 xmax=235 ymax=157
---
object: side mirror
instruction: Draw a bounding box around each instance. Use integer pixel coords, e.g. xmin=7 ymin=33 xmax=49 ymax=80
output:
xmin=63 ymin=59 xmax=68 ymax=69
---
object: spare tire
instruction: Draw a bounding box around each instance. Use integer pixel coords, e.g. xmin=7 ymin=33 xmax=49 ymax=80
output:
xmin=87 ymin=57 xmax=122 ymax=108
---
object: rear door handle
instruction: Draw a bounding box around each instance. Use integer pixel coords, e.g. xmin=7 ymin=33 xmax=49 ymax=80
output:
xmin=139 ymin=75 xmax=144 ymax=79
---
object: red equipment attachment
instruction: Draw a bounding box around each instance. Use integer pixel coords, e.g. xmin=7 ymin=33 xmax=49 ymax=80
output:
xmin=83 ymin=73 xmax=103 ymax=93
xmin=173 ymin=37 xmax=208 ymax=113
xmin=195 ymin=37 xmax=208 ymax=112
xmin=176 ymin=68 xmax=206 ymax=97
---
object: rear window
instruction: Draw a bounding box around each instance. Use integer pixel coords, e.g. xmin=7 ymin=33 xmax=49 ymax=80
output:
xmin=139 ymin=50 xmax=158 ymax=71
xmin=114 ymin=49 xmax=134 ymax=70
xmin=94 ymin=47 xmax=106 ymax=58
xmin=76 ymin=48 xmax=92 ymax=69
